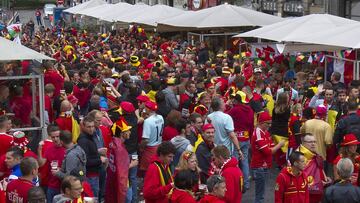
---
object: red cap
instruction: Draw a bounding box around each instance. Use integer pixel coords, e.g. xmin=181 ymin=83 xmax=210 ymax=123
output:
xmin=136 ymin=95 xmax=150 ymax=103
xmin=107 ymin=94 xmax=118 ymax=104
xmin=145 ymin=101 xmax=158 ymax=111
xmin=120 ymin=101 xmax=135 ymax=113
xmin=258 ymin=111 xmax=272 ymax=123
xmin=202 ymin=123 xmax=215 ymax=132
xmin=341 ymin=134 xmax=360 ymax=146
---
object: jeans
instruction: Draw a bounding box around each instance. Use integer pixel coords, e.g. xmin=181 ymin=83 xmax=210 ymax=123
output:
xmin=46 ymin=187 xmax=59 ymax=203
xmin=99 ymin=166 xmax=106 ymax=202
xmin=36 ymin=16 xmax=42 ymax=26
xmin=252 ymin=168 xmax=269 ymax=203
xmin=239 ymin=140 xmax=250 ymax=190
xmin=127 ymin=153 xmax=138 ymax=203
xmin=87 ymin=176 xmax=100 ymax=198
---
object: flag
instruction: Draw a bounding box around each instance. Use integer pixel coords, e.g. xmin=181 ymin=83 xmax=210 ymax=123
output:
xmin=307 ymin=55 xmax=313 ymax=63
xmin=13 ymin=36 xmax=21 ymax=45
xmin=296 ymin=54 xmax=305 ymax=62
xmin=7 ymin=24 xmax=22 ymax=38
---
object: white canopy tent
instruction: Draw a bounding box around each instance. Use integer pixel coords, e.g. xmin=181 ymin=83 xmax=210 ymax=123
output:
xmin=297 ymin=23 xmax=360 ymax=49
xmin=0 ymin=37 xmax=53 ymax=61
xmin=102 ymin=4 xmax=184 ymax=27
xmin=77 ymin=2 xmax=133 ymax=19
xmin=64 ymin=0 xmax=107 ymax=14
xmin=234 ymin=14 xmax=359 ymax=43
xmin=157 ymin=3 xmax=283 ymax=32
xmin=100 ymin=3 xmax=151 ymax=22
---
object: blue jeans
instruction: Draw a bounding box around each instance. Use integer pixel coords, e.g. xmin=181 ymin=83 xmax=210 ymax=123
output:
xmin=46 ymin=187 xmax=59 ymax=203
xmin=126 ymin=153 xmax=138 ymax=203
xmin=252 ymin=168 xmax=269 ymax=203
xmin=99 ymin=166 xmax=106 ymax=202
xmin=239 ymin=140 xmax=250 ymax=190
xmin=87 ymin=176 xmax=100 ymax=198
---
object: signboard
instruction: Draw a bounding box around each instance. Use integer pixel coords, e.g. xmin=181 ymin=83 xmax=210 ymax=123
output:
xmin=262 ymin=1 xmax=277 ymax=12
xmin=283 ymin=1 xmax=303 ymax=13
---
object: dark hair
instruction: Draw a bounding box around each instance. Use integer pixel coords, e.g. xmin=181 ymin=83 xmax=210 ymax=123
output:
xmin=28 ymin=187 xmax=46 ymax=203
xmin=0 ymin=115 xmax=9 ymax=129
xmin=348 ymin=99 xmax=358 ymax=111
xmin=185 ymin=80 xmax=195 ymax=90
xmin=61 ymin=175 xmax=80 ymax=193
xmin=206 ymin=175 xmax=225 ymax=193
xmin=82 ymin=115 xmax=94 ymax=125
xmin=174 ymin=169 xmax=196 ymax=190
xmin=47 ymin=124 xmax=60 ymax=136
xmin=60 ymin=130 xmax=73 ymax=145
xmin=289 ymin=151 xmax=304 ymax=166
xmin=63 ymin=81 xmax=74 ymax=94
xmin=189 ymin=113 xmax=202 ymax=124
xmin=7 ymin=146 xmax=24 ymax=159
xmin=212 ymin=145 xmax=230 ymax=160
xmin=157 ymin=141 xmax=176 ymax=156
xmin=175 ymin=118 xmax=188 ymax=132
xmin=211 ymin=97 xmax=223 ymax=111
xmin=155 ymin=90 xmax=166 ymax=103
xmin=332 ymin=72 xmax=341 ymax=81
xmin=20 ymin=157 xmax=38 ymax=176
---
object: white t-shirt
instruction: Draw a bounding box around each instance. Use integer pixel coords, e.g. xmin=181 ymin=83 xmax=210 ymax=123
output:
xmin=142 ymin=114 xmax=164 ymax=146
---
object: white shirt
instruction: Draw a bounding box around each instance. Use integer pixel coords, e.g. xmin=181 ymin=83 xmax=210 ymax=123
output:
xmin=142 ymin=114 xmax=164 ymax=146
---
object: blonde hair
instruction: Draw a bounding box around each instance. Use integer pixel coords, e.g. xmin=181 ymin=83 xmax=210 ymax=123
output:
xmin=176 ymin=151 xmax=201 ymax=172
xmin=292 ymin=103 xmax=302 ymax=114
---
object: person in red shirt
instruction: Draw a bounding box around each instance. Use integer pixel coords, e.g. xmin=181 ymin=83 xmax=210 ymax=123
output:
xmin=251 ymin=111 xmax=284 ymax=203
xmin=275 ymin=151 xmax=309 ymax=203
xmin=212 ymin=145 xmax=243 ymax=203
xmin=0 ymin=116 xmax=13 ymax=157
xmin=143 ymin=141 xmax=176 ymax=203
xmin=179 ymin=80 xmax=197 ymax=116
xmin=37 ymin=124 xmax=66 ymax=202
xmin=43 ymin=61 xmax=67 ymax=97
xmin=199 ymin=175 xmax=226 ymax=203
xmin=6 ymin=157 xmax=39 ymax=203
xmin=55 ymin=100 xmax=80 ymax=143
xmin=169 ymin=170 xmax=197 ymax=203
xmin=226 ymin=90 xmax=254 ymax=191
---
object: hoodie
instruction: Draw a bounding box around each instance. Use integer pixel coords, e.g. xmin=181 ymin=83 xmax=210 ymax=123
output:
xmin=220 ymin=158 xmax=243 ymax=203
xmin=162 ymin=87 xmax=179 ymax=110
xmin=56 ymin=144 xmax=87 ymax=180
xmin=143 ymin=156 xmax=173 ymax=203
xmin=226 ymin=104 xmax=254 ymax=141
xmin=169 ymin=189 xmax=197 ymax=203
xmin=171 ymin=135 xmax=193 ymax=166
xmin=53 ymin=194 xmax=73 ymax=203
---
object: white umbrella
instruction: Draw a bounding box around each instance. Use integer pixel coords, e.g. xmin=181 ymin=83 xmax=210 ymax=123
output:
xmin=297 ymin=23 xmax=360 ymax=49
xmin=64 ymin=0 xmax=107 ymax=14
xmin=77 ymin=2 xmax=133 ymax=19
xmin=100 ymin=3 xmax=151 ymax=22
xmin=157 ymin=3 xmax=283 ymax=31
xmin=234 ymin=14 xmax=359 ymax=43
xmin=103 ymin=4 xmax=185 ymax=27
xmin=0 ymin=37 xmax=54 ymax=61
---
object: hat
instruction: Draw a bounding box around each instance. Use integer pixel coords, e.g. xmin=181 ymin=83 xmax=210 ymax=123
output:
xmin=202 ymin=123 xmax=215 ymax=132
xmin=341 ymin=134 xmax=360 ymax=146
xmin=234 ymin=91 xmax=249 ymax=104
xmin=111 ymin=117 xmax=132 ymax=135
xmin=107 ymin=94 xmax=118 ymax=104
xmin=254 ymin=67 xmax=262 ymax=73
xmin=258 ymin=111 xmax=272 ymax=123
xmin=120 ymin=101 xmax=135 ymax=113
xmin=194 ymin=104 xmax=208 ymax=116
xmin=167 ymin=77 xmax=176 ymax=85
xmin=130 ymin=56 xmax=140 ymax=67
xmin=136 ymin=95 xmax=150 ymax=103
xmin=145 ymin=101 xmax=158 ymax=111
xmin=222 ymin=67 xmax=232 ymax=75
xmin=316 ymin=105 xmax=327 ymax=117
xmin=11 ymin=131 xmax=29 ymax=148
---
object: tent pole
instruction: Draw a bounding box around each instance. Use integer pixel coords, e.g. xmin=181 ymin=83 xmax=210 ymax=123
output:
xmin=324 ymin=56 xmax=327 ymax=81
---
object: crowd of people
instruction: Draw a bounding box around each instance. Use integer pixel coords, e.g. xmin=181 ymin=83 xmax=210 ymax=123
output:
xmin=0 ymin=14 xmax=360 ymax=203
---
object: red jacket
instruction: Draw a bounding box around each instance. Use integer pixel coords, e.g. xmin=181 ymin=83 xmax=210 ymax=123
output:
xmin=199 ymin=194 xmax=226 ymax=203
xmin=275 ymin=167 xmax=309 ymax=203
xmin=143 ymin=156 xmax=173 ymax=203
xmin=226 ymin=104 xmax=254 ymax=142
xmin=169 ymin=189 xmax=197 ymax=203
xmin=44 ymin=69 xmax=64 ymax=96
xmin=220 ymin=158 xmax=243 ymax=203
